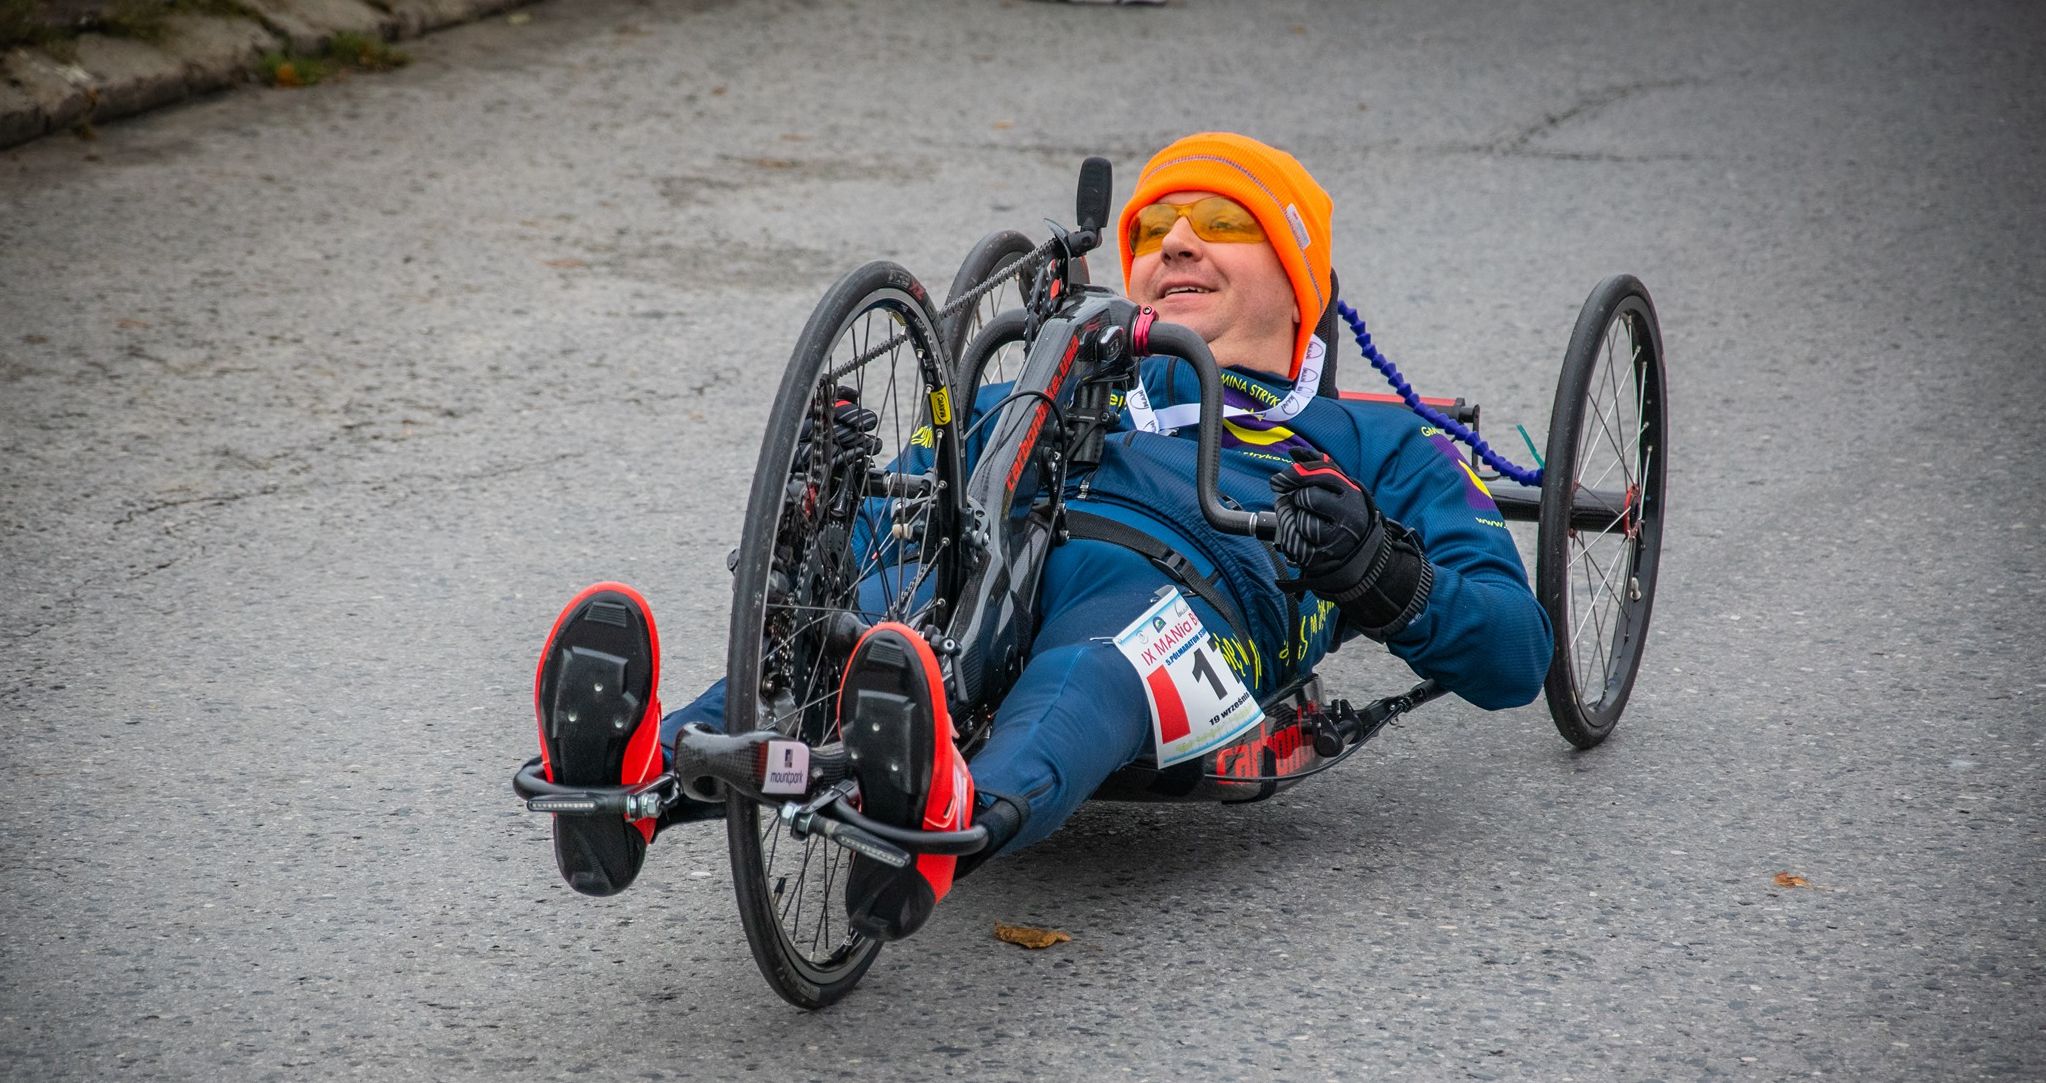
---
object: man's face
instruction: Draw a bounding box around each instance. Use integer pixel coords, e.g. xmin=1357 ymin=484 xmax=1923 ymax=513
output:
xmin=1126 ymin=190 xmax=1299 ymax=375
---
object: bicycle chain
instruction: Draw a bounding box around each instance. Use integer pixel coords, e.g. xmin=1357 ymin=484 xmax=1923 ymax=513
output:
xmin=823 ymin=241 xmax=1057 ymax=385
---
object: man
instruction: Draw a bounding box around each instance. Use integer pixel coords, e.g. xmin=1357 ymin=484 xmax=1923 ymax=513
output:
xmin=528 ymin=133 xmax=1554 ymax=941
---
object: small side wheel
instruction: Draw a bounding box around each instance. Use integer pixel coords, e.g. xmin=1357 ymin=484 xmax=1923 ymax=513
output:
xmin=725 ymin=260 xmax=966 ymax=1008
xmin=940 ymin=229 xmax=1044 ymax=390
xmin=1536 ymin=275 xmax=1668 ymax=749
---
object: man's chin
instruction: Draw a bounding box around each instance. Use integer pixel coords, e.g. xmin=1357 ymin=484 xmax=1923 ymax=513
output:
xmin=1147 ymin=301 xmax=1219 ymax=340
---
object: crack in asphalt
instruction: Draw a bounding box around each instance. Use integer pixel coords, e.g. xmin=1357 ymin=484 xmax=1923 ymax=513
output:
xmin=1506 ymin=79 xmax=1693 ymax=148
xmin=1432 ymin=78 xmax=1704 ymax=163
xmin=112 ymin=490 xmax=261 ymax=528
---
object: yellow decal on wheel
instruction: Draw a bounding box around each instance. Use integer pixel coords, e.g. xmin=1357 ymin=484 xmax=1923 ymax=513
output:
xmin=928 ymin=388 xmax=953 ymax=425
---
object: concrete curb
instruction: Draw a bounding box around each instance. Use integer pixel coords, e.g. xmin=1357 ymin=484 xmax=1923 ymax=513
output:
xmin=1 ymin=0 xmax=532 ymax=151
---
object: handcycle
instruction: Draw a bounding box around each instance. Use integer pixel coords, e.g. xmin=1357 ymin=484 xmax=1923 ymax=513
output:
xmin=514 ymin=156 xmax=1668 ymax=1008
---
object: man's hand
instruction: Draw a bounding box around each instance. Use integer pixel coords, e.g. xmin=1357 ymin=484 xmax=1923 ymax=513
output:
xmin=796 ymin=385 xmax=882 ymax=474
xmin=1269 ymin=452 xmax=1381 ymax=592
xmin=1268 ymin=451 xmax=1434 ymax=640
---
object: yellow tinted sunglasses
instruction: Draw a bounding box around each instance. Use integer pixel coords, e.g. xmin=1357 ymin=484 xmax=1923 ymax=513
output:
xmin=1128 ymin=196 xmax=1267 ymax=257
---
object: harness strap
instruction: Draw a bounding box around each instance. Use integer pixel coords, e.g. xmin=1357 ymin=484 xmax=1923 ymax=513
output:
xmin=1062 ymin=510 xmax=1249 ymax=640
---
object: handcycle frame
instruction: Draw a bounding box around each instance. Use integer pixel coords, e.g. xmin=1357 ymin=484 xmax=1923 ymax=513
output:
xmin=514 ymin=154 xmax=1668 ymax=1007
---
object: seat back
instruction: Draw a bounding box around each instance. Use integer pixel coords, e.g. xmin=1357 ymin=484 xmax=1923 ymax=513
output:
xmin=1314 ymin=270 xmax=1342 ymax=397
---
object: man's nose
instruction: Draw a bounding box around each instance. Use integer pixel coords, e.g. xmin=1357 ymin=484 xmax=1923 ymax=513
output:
xmin=1159 ymin=216 xmax=1204 ymax=261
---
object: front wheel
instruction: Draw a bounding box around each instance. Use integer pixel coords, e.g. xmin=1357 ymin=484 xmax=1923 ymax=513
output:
xmin=940 ymin=229 xmax=1044 ymax=391
xmin=1536 ymin=275 xmax=1668 ymax=749
xmin=724 ymin=260 xmax=966 ymax=1008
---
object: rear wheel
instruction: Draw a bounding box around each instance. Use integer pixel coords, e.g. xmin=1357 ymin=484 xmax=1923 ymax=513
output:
xmin=725 ymin=260 xmax=966 ymax=1008
xmin=1536 ymin=275 xmax=1668 ymax=749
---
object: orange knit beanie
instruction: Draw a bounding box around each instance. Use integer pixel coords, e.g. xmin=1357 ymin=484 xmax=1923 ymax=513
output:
xmin=1117 ymin=132 xmax=1334 ymax=380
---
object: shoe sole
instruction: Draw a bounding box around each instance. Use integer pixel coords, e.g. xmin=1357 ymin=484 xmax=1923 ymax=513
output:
xmin=840 ymin=624 xmax=941 ymax=830
xmin=839 ymin=622 xmax=969 ymax=940
xmin=535 ymin=582 xmax=661 ymax=896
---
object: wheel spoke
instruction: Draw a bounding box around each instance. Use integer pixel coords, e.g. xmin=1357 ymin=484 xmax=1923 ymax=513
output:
xmin=1568 ymin=540 xmax=1611 ymax=669
xmin=1569 ymin=523 xmax=1637 ymax=704
xmin=1573 ymin=541 xmax=1612 ymax=697
xmin=1597 ymin=322 xmax=1633 ymax=473
xmin=1583 ymin=331 xmax=1632 ymax=489
xmin=1594 ymin=537 xmax=1636 ymax=689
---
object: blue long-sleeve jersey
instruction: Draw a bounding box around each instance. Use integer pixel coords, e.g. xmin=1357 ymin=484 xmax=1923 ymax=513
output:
xmin=966 ymin=356 xmax=1553 ymax=710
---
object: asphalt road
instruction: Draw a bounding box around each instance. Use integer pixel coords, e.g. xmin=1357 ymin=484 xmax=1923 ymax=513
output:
xmin=3 ymin=0 xmax=2042 ymax=1079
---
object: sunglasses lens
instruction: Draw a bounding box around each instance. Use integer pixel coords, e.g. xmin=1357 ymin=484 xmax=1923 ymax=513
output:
xmin=1130 ymin=204 xmax=1180 ymax=256
xmin=1128 ymin=197 xmax=1265 ymax=256
xmin=1189 ymin=197 xmax=1264 ymax=243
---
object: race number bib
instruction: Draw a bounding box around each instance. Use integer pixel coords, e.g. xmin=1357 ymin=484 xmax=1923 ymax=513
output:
xmin=1113 ymin=588 xmax=1264 ymax=767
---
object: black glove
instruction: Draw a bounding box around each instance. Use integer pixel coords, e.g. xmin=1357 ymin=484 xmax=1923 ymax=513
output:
xmin=1268 ymin=450 xmax=1433 ymax=641
xmin=795 ymin=385 xmax=882 ymax=475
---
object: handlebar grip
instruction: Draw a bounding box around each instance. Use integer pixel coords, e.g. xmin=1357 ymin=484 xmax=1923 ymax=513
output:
xmin=1075 ymin=156 xmax=1112 ymax=234
xmin=1250 ymin=510 xmax=1280 ymax=542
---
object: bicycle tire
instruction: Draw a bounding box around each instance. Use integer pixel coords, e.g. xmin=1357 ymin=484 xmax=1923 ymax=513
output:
xmin=956 ymin=308 xmax=1030 ymax=411
xmin=1536 ymin=275 xmax=1668 ymax=749
xmin=941 ymin=229 xmax=1041 ymax=389
xmin=725 ymin=260 xmax=966 ymax=1008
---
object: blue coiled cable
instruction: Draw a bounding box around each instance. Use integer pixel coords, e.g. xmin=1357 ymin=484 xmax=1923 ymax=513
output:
xmin=1336 ymin=299 xmax=1544 ymax=488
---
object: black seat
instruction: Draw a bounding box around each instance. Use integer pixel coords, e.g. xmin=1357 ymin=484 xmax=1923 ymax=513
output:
xmin=1315 ymin=270 xmax=1343 ymax=397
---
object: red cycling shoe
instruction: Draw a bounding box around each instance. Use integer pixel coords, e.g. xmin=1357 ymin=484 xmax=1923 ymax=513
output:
xmin=840 ymin=622 xmax=975 ymax=941
xmin=534 ymin=583 xmax=664 ymax=897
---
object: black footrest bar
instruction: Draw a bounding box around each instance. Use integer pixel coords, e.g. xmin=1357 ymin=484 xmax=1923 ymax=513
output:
xmin=818 ymin=801 xmax=989 ymax=856
xmin=793 ymin=812 xmax=913 ymax=868
xmin=512 ymin=757 xmax=678 ymax=820
xmin=780 ymin=778 xmax=989 ymax=859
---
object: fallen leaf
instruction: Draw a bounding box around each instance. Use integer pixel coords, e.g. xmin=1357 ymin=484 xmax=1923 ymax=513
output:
xmin=744 ymin=157 xmax=800 ymax=170
xmin=779 ymin=132 xmax=810 ymax=142
xmin=542 ymin=258 xmax=587 ymax=269
xmin=273 ymin=62 xmax=302 ymax=88
xmin=117 ymin=318 xmax=150 ymax=329
xmin=994 ymin=922 xmax=1070 ymax=949
xmin=992 ymin=119 xmax=1014 ymax=130
xmin=1773 ymin=872 xmax=1809 ymax=889
xmin=710 ymin=85 xmax=727 ymax=96
xmin=506 ymin=11 xmax=531 ymax=25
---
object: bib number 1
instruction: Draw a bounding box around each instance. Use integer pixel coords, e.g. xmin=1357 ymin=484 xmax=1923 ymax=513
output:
xmin=1113 ymin=587 xmax=1264 ymax=767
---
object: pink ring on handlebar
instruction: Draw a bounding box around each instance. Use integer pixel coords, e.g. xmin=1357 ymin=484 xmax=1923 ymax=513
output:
xmin=1132 ymin=306 xmax=1156 ymax=356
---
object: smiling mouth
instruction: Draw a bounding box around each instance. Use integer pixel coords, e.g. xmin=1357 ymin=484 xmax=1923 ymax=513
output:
xmin=1162 ymin=286 xmax=1212 ymax=297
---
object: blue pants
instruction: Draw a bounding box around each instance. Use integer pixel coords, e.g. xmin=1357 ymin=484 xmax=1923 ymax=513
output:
xmin=660 ymin=540 xmax=1242 ymax=856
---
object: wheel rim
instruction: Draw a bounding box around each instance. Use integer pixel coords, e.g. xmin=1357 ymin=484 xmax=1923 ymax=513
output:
xmin=733 ymin=284 xmax=955 ymax=986
xmin=1559 ymin=303 xmax=1661 ymax=721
